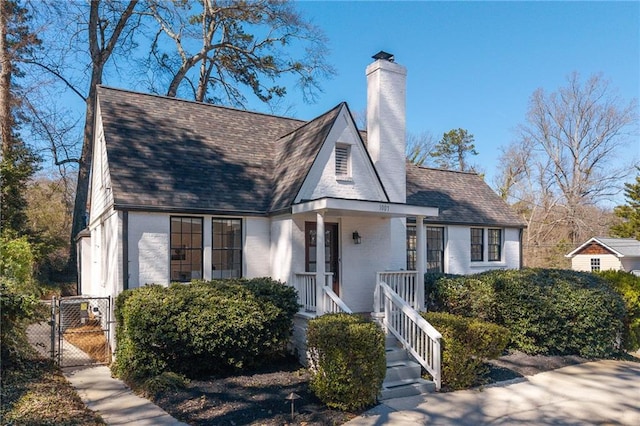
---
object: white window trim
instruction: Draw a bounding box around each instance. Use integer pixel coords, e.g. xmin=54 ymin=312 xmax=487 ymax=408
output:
xmin=470 ymin=227 xmax=506 ymax=268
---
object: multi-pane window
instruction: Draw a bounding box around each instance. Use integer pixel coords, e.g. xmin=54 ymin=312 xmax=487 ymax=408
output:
xmin=170 ymin=216 xmax=203 ymax=282
xmin=591 ymin=258 xmax=600 ymax=272
xmin=406 ymin=225 xmax=445 ymax=273
xmin=488 ymin=229 xmax=502 ymax=261
xmin=406 ymin=225 xmax=417 ymax=270
xmin=427 ymin=227 xmax=444 ymax=273
xmin=335 ymin=145 xmax=350 ymax=177
xmin=212 ymin=218 xmax=242 ymax=279
xmin=470 ymin=228 xmax=484 ymax=262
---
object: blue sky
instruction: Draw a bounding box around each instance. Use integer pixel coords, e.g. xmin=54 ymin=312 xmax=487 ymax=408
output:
xmin=270 ymin=1 xmax=639 ymax=190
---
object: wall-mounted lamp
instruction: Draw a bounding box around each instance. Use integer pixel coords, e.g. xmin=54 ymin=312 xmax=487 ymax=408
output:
xmin=352 ymin=231 xmax=362 ymax=245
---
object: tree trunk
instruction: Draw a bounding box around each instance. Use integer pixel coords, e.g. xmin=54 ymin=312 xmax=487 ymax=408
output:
xmin=68 ymin=0 xmax=138 ymax=277
xmin=0 ymin=1 xmax=12 ymax=155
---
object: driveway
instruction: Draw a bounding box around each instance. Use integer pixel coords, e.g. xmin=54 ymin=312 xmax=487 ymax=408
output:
xmin=346 ymin=360 xmax=640 ymax=425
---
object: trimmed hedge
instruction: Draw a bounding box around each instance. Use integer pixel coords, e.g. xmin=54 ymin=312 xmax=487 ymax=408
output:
xmin=597 ymin=270 xmax=640 ymax=351
xmin=307 ymin=314 xmax=386 ymax=411
xmin=422 ymin=312 xmax=509 ymax=390
xmin=427 ymin=269 xmax=625 ymax=358
xmin=111 ymin=278 xmax=298 ymax=383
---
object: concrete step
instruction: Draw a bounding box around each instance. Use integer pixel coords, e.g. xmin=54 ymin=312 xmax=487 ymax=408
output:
xmin=385 ymin=346 xmax=409 ymax=363
xmin=384 ymin=359 xmax=422 ymax=383
xmin=380 ymin=377 xmax=436 ymax=400
xmin=380 ymin=334 xmax=435 ymax=401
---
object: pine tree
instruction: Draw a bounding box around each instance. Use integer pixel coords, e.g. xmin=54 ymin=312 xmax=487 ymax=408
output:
xmin=430 ymin=128 xmax=478 ymax=171
xmin=0 ymin=0 xmax=41 ymax=234
xmin=610 ymin=168 xmax=640 ymax=240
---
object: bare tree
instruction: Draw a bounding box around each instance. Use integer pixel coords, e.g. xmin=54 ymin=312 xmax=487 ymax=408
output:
xmin=146 ymin=0 xmax=334 ymax=106
xmin=406 ymin=131 xmax=436 ymax=166
xmin=25 ymin=0 xmax=142 ymax=267
xmin=494 ymin=73 xmax=638 ymax=267
xmin=520 ymin=72 xmax=638 ymax=244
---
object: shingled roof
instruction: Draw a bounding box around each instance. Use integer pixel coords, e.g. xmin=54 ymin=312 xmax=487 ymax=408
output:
xmin=406 ymin=164 xmax=526 ymax=227
xmin=99 ymin=86 xmax=304 ymax=214
xmin=98 ymin=86 xmax=524 ymax=227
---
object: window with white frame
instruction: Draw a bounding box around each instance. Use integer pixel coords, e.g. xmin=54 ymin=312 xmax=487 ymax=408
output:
xmin=170 ymin=216 xmax=203 ymax=282
xmin=335 ymin=144 xmax=350 ymax=178
xmin=590 ymin=258 xmax=600 ymax=272
xmin=212 ymin=218 xmax=242 ymax=279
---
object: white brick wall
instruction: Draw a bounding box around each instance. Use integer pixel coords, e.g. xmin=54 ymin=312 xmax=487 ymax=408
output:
xmin=440 ymin=224 xmax=521 ymax=275
xmin=297 ymin=106 xmax=386 ymax=203
xmin=270 ymin=217 xmax=293 ymax=284
xmin=245 ymin=217 xmax=271 ymax=278
xmin=366 ymin=59 xmax=407 ymax=203
xmin=128 ymin=212 xmax=170 ymax=288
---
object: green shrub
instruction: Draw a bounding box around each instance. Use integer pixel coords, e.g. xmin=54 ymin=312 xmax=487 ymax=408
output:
xmin=423 ymin=312 xmax=509 ymax=390
xmin=597 ymin=270 xmax=640 ymax=351
xmin=307 ymin=314 xmax=386 ymax=411
xmin=429 ymin=269 xmax=625 ymax=358
xmin=0 ymin=234 xmax=45 ymax=368
xmin=430 ymin=275 xmax=497 ymax=321
xmin=111 ymin=278 xmax=298 ymax=383
xmin=141 ymin=372 xmax=189 ymax=398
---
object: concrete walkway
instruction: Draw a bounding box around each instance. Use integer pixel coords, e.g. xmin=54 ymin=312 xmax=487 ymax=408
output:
xmin=63 ymin=366 xmax=189 ymax=426
xmin=346 ymin=360 xmax=640 ymax=425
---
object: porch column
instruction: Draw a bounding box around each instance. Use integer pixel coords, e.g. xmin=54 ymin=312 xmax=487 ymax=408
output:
xmin=316 ymin=211 xmax=326 ymax=316
xmin=415 ymin=216 xmax=426 ymax=311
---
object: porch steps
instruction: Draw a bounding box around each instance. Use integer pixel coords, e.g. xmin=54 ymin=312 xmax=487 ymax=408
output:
xmin=380 ymin=335 xmax=435 ymax=401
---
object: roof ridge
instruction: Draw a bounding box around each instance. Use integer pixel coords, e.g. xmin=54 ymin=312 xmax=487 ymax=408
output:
xmin=97 ymin=85 xmax=306 ymax=125
xmin=275 ymin=102 xmax=345 ymax=141
xmin=409 ymin=163 xmax=480 ymax=176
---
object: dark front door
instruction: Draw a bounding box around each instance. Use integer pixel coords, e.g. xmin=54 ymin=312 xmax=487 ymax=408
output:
xmin=305 ymin=222 xmax=340 ymax=295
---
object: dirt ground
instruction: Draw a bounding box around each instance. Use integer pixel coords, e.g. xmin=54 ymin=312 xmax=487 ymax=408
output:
xmin=151 ymin=351 xmax=601 ymax=426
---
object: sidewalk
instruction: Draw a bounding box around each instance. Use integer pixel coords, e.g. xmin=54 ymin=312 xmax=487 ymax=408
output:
xmin=63 ymin=366 xmax=189 ymax=426
xmin=346 ymin=359 xmax=640 ymax=425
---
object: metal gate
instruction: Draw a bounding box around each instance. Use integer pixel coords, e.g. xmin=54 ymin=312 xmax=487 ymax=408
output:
xmin=28 ymin=296 xmax=112 ymax=367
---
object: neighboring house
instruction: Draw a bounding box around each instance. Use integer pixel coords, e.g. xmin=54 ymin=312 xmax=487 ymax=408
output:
xmin=566 ymin=237 xmax=640 ymax=273
xmin=78 ymin=53 xmax=525 ymax=373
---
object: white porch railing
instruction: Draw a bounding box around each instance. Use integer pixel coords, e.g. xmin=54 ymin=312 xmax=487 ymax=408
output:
xmin=376 ymin=271 xmax=421 ymax=310
xmin=294 ymin=272 xmax=349 ymax=314
xmin=323 ymin=286 xmax=353 ymax=314
xmin=374 ymin=280 xmax=442 ymax=391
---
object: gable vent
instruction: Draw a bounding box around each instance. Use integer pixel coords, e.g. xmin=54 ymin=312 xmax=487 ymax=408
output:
xmin=335 ymin=145 xmax=350 ymax=176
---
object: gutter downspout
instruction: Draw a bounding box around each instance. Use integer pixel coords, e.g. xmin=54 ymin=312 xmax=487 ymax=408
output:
xmin=519 ymin=228 xmax=524 ymax=269
xmin=122 ymin=210 xmax=129 ymax=290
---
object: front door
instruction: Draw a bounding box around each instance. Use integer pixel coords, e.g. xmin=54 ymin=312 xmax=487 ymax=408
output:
xmin=305 ymin=222 xmax=340 ymax=295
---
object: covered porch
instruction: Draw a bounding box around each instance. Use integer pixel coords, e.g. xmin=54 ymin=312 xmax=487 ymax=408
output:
xmin=290 ymin=197 xmax=437 ymax=317
xmin=287 ymin=198 xmax=442 ymax=390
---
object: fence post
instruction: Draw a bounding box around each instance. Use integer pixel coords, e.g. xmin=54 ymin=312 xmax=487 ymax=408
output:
xmin=50 ymin=296 xmax=56 ymax=362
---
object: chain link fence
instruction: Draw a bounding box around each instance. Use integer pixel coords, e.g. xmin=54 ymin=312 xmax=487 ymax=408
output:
xmin=26 ymin=296 xmax=111 ymax=367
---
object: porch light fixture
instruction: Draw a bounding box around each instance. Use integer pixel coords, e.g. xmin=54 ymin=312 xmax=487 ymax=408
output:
xmin=352 ymin=231 xmax=362 ymax=244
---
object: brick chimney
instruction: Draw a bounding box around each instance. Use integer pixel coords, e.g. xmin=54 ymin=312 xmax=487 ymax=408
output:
xmin=366 ymin=51 xmax=407 ymax=203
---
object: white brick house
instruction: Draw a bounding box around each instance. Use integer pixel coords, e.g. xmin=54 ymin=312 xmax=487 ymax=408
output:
xmin=78 ymin=53 xmax=525 ymax=383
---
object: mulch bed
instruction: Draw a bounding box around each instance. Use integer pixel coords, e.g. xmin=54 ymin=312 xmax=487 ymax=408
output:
xmin=152 ymin=356 xmax=358 ymax=425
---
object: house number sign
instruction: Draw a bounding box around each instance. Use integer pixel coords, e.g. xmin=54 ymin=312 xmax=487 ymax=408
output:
xmin=379 ymin=204 xmax=390 ymax=212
